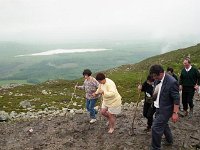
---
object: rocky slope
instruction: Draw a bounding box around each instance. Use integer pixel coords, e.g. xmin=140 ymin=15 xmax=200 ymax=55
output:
xmin=0 ymin=95 xmax=200 ymax=150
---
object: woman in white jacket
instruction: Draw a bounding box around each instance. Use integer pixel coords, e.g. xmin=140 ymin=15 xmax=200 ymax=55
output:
xmin=93 ymin=73 xmax=122 ymax=134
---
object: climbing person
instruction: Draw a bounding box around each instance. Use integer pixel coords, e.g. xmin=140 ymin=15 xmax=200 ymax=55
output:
xmin=138 ymin=75 xmax=156 ymax=132
xmin=93 ymin=73 xmax=122 ymax=134
xmin=166 ymin=67 xmax=178 ymax=81
xmin=179 ymin=58 xmax=200 ymax=117
xmin=76 ymin=69 xmax=99 ymax=123
xmin=149 ymin=65 xmax=180 ymax=150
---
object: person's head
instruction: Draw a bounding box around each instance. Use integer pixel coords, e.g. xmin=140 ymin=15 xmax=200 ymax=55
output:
xmin=146 ymin=75 xmax=154 ymax=84
xmin=149 ymin=65 xmax=164 ymax=80
xmin=183 ymin=58 xmax=191 ymax=69
xmin=96 ymin=73 xmax=106 ymax=84
xmin=167 ymin=67 xmax=173 ymax=73
xmin=82 ymin=69 xmax=92 ymax=79
xmin=167 ymin=67 xmax=174 ymax=75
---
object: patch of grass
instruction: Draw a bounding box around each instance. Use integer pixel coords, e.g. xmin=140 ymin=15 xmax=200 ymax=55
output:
xmin=1 ymin=44 xmax=200 ymax=112
xmin=0 ymin=80 xmax=29 ymax=86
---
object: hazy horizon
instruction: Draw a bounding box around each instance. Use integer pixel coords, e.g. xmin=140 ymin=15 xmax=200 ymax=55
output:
xmin=0 ymin=0 xmax=200 ymax=44
xmin=1 ymin=0 xmax=200 ymax=85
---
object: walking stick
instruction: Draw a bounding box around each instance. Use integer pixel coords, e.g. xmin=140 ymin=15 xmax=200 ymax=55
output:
xmin=67 ymin=82 xmax=78 ymax=108
xmin=97 ymin=94 xmax=104 ymax=148
xmin=129 ymin=77 xmax=142 ymax=136
xmin=98 ymin=96 xmax=103 ymax=121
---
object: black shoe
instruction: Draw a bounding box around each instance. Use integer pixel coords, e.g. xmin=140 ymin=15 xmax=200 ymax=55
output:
xmin=161 ymin=140 xmax=173 ymax=146
xmin=144 ymin=126 xmax=151 ymax=132
xmin=95 ymin=109 xmax=98 ymax=114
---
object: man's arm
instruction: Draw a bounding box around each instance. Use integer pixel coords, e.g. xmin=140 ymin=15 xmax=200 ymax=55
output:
xmin=170 ymin=81 xmax=180 ymax=123
xmin=172 ymin=104 xmax=179 ymax=123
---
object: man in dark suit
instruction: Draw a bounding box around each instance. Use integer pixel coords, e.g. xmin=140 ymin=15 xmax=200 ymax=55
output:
xmin=149 ymin=65 xmax=180 ymax=150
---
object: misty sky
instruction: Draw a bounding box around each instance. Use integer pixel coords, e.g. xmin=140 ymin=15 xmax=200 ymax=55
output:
xmin=0 ymin=0 xmax=200 ymax=43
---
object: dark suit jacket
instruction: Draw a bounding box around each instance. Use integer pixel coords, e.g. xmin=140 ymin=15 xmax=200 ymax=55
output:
xmin=158 ymin=74 xmax=180 ymax=118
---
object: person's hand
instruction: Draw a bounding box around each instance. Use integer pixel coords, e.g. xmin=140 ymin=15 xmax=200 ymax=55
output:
xmin=179 ymin=85 xmax=183 ymax=91
xmin=194 ymin=84 xmax=199 ymax=91
xmin=171 ymin=113 xmax=179 ymax=123
xmin=138 ymin=84 xmax=142 ymax=90
xmin=92 ymin=93 xmax=96 ymax=97
xmin=98 ymin=89 xmax=104 ymax=95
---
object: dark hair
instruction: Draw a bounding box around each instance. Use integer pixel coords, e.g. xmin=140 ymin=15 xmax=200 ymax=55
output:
xmin=147 ymin=75 xmax=154 ymax=82
xmin=167 ymin=67 xmax=174 ymax=73
xmin=82 ymin=69 xmax=92 ymax=76
xmin=96 ymin=73 xmax=105 ymax=81
xmin=149 ymin=65 xmax=164 ymax=76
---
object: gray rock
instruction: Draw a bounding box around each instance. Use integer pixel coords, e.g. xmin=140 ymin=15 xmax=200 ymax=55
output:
xmin=19 ymin=100 xmax=31 ymax=109
xmin=75 ymin=109 xmax=83 ymax=114
xmin=10 ymin=111 xmax=18 ymax=119
xmin=0 ymin=111 xmax=10 ymax=121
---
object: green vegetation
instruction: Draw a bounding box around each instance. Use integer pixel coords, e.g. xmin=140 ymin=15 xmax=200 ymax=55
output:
xmin=0 ymin=43 xmax=200 ymax=113
xmin=0 ymin=80 xmax=29 ymax=85
xmin=105 ymin=43 xmax=200 ymax=103
xmin=0 ymin=41 xmax=162 ymax=85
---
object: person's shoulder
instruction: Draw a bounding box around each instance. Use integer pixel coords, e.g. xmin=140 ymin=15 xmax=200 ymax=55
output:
xmin=191 ymin=66 xmax=198 ymax=71
xmin=106 ymin=78 xmax=115 ymax=85
xmin=181 ymin=68 xmax=185 ymax=72
xmin=91 ymin=76 xmax=97 ymax=81
xmin=106 ymin=78 xmax=112 ymax=82
xmin=143 ymin=81 xmax=148 ymax=85
xmin=166 ymin=73 xmax=176 ymax=82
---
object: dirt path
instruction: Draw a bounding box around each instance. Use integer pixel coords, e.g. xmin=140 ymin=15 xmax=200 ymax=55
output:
xmin=0 ymin=97 xmax=200 ymax=150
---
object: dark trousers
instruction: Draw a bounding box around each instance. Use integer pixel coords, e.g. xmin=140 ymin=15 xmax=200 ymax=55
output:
xmin=151 ymin=110 xmax=173 ymax=150
xmin=182 ymin=90 xmax=195 ymax=111
xmin=143 ymin=102 xmax=156 ymax=128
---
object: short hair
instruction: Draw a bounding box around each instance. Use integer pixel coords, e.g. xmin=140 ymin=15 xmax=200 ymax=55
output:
xmin=149 ymin=65 xmax=164 ymax=76
xmin=96 ymin=73 xmax=105 ymax=81
xmin=184 ymin=57 xmax=191 ymax=64
xmin=167 ymin=67 xmax=174 ymax=73
xmin=82 ymin=69 xmax=92 ymax=76
xmin=147 ymin=75 xmax=154 ymax=82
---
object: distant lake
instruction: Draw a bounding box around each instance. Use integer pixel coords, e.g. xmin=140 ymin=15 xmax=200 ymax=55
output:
xmin=15 ymin=48 xmax=111 ymax=57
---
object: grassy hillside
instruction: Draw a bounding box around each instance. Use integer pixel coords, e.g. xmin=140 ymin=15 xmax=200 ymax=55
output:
xmin=104 ymin=43 xmax=200 ymax=103
xmin=0 ymin=43 xmax=200 ymax=112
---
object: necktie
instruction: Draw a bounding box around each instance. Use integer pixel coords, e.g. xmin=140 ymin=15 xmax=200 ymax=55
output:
xmin=156 ymin=80 xmax=161 ymax=85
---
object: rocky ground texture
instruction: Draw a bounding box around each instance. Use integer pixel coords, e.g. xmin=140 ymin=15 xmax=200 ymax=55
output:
xmin=0 ymin=95 xmax=200 ymax=150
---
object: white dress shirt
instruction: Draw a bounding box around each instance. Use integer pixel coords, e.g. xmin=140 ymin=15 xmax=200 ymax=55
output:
xmin=154 ymin=73 xmax=165 ymax=108
xmin=185 ymin=65 xmax=192 ymax=72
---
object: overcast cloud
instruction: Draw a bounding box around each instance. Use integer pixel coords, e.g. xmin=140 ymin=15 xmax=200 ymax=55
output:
xmin=0 ymin=0 xmax=200 ymax=43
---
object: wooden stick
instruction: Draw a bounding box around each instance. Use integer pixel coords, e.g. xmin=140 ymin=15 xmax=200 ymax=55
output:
xmin=67 ymin=82 xmax=78 ymax=108
xmin=129 ymin=76 xmax=142 ymax=136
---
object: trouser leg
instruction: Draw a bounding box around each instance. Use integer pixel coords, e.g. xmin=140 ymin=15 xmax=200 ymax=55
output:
xmin=147 ymin=105 xmax=156 ymax=128
xmin=182 ymin=92 xmax=188 ymax=111
xmin=151 ymin=112 xmax=170 ymax=150
xmin=163 ymin=123 xmax=173 ymax=143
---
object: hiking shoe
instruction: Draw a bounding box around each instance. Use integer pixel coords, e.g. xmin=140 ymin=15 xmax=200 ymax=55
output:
xmin=90 ymin=119 xmax=97 ymax=123
xmin=144 ymin=126 xmax=151 ymax=132
xmin=188 ymin=109 xmax=193 ymax=118
xmin=184 ymin=111 xmax=188 ymax=116
xmin=95 ymin=109 xmax=98 ymax=114
xmin=161 ymin=140 xmax=173 ymax=146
